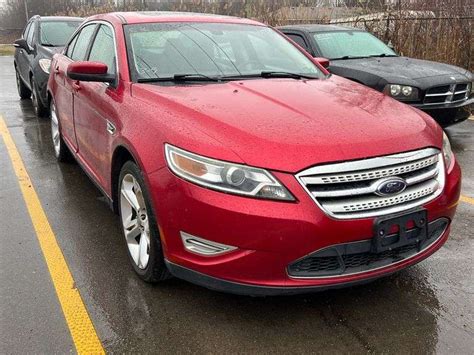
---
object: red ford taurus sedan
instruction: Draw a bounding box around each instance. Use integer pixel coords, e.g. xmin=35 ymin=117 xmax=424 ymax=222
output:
xmin=47 ymin=12 xmax=461 ymax=295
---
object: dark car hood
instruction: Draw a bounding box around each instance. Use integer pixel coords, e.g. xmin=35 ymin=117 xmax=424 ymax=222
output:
xmin=132 ymin=75 xmax=441 ymax=173
xmin=329 ymin=56 xmax=472 ymax=88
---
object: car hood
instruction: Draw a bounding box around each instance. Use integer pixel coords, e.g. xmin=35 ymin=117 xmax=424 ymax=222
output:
xmin=329 ymin=57 xmax=472 ymax=87
xmin=132 ymin=75 xmax=441 ymax=173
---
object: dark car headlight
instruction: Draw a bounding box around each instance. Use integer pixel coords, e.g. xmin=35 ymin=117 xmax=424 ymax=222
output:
xmin=384 ymin=84 xmax=419 ymax=101
xmin=38 ymin=58 xmax=51 ymax=74
xmin=442 ymin=132 xmax=454 ymax=171
xmin=165 ymin=144 xmax=295 ymax=201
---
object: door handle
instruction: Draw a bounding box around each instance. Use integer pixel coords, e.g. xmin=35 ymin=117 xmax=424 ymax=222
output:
xmin=54 ymin=66 xmax=60 ymax=74
xmin=72 ymin=81 xmax=81 ymax=91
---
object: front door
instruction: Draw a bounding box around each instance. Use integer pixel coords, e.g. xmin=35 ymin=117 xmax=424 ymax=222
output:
xmin=73 ymin=24 xmax=118 ymax=189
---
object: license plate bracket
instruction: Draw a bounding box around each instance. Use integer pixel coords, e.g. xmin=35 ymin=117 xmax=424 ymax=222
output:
xmin=372 ymin=209 xmax=428 ymax=253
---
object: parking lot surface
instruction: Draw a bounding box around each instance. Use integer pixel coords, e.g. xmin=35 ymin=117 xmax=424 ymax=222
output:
xmin=0 ymin=55 xmax=473 ymax=353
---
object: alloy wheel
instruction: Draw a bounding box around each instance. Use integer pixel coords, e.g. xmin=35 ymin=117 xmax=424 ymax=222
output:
xmin=50 ymin=102 xmax=61 ymax=157
xmin=120 ymin=173 xmax=151 ymax=269
xmin=31 ymin=80 xmax=39 ymax=112
xmin=15 ymin=71 xmax=21 ymax=94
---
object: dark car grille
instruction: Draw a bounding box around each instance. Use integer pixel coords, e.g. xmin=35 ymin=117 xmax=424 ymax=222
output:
xmin=423 ymin=82 xmax=471 ymax=105
xmin=288 ymin=218 xmax=448 ymax=278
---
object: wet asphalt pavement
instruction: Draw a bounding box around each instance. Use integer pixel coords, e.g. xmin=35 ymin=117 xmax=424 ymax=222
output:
xmin=0 ymin=55 xmax=473 ymax=354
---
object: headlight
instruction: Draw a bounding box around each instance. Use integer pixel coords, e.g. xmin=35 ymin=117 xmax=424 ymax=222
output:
xmin=165 ymin=144 xmax=295 ymax=201
xmin=384 ymin=84 xmax=419 ymax=101
xmin=39 ymin=58 xmax=51 ymax=74
xmin=442 ymin=132 xmax=454 ymax=171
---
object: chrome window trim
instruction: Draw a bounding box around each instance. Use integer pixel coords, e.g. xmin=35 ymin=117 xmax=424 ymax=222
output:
xmin=66 ymin=20 xmax=120 ymax=86
xmin=295 ymin=148 xmax=445 ymax=220
xmin=87 ymin=20 xmax=120 ymax=86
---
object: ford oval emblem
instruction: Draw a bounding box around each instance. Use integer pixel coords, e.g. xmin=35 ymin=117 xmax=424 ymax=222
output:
xmin=375 ymin=177 xmax=407 ymax=196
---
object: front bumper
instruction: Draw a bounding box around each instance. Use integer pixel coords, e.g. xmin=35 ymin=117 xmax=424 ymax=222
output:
xmin=148 ymin=160 xmax=461 ymax=295
xmin=411 ymin=97 xmax=473 ymax=127
xmin=32 ymin=66 xmax=50 ymax=106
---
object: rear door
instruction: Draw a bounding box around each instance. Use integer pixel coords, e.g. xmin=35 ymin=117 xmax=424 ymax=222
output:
xmin=18 ymin=21 xmax=35 ymax=82
xmin=52 ymin=23 xmax=97 ymax=151
xmin=16 ymin=22 xmax=31 ymax=81
xmin=72 ymin=23 xmax=118 ymax=188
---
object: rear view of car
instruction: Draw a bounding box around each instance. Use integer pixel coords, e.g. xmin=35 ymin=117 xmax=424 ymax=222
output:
xmin=14 ymin=16 xmax=82 ymax=117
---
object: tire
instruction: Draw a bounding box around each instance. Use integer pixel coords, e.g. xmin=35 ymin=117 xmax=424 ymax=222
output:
xmin=50 ymin=100 xmax=71 ymax=162
xmin=118 ymin=161 xmax=170 ymax=283
xmin=31 ymin=76 xmax=49 ymax=117
xmin=15 ymin=68 xmax=31 ymax=99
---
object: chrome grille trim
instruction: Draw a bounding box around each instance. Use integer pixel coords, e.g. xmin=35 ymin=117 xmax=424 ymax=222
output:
xmin=322 ymin=180 xmax=438 ymax=213
xmin=311 ymin=164 xmax=438 ymax=198
xmin=423 ymin=82 xmax=471 ymax=105
xmin=301 ymin=155 xmax=438 ymax=185
xmin=296 ymin=148 xmax=445 ymax=219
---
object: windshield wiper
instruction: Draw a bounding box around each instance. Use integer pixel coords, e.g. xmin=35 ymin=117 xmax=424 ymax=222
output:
xmin=331 ymin=55 xmax=368 ymax=60
xmin=367 ymin=53 xmax=398 ymax=58
xmin=332 ymin=54 xmax=398 ymax=60
xmin=260 ymin=71 xmax=318 ymax=79
xmin=137 ymin=73 xmax=222 ymax=83
xmin=173 ymin=73 xmax=221 ymax=82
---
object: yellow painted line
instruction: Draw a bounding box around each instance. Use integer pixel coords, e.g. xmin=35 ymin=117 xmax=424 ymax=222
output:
xmin=0 ymin=116 xmax=104 ymax=354
xmin=460 ymin=195 xmax=474 ymax=205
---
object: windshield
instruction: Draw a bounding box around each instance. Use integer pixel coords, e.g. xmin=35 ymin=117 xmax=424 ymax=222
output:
xmin=40 ymin=21 xmax=82 ymax=47
xmin=124 ymin=22 xmax=324 ymax=81
xmin=313 ymin=31 xmax=397 ymax=60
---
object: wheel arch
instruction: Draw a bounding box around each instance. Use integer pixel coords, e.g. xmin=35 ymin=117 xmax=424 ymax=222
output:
xmin=111 ymin=145 xmax=138 ymax=214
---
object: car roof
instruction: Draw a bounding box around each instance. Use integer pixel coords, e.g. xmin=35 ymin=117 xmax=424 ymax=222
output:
xmin=86 ymin=11 xmax=264 ymax=26
xmin=32 ymin=15 xmax=83 ymax=22
xmin=278 ymin=24 xmax=363 ymax=33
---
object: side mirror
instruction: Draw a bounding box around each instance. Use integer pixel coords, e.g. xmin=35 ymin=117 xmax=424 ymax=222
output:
xmin=314 ymin=57 xmax=330 ymax=69
xmin=13 ymin=38 xmax=31 ymax=54
xmin=67 ymin=61 xmax=115 ymax=83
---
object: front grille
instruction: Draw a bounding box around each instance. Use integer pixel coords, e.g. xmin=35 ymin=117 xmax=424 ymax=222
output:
xmin=423 ymin=82 xmax=471 ymax=105
xmin=288 ymin=218 xmax=449 ymax=278
xmin=296 ymin=148 xmax=444 ymax=219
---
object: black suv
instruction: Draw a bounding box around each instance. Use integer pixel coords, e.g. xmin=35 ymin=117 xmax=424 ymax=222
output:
xmin=279 ymin=24 xmax=473 ymax=127
xmin=14 ymin=15 xmax=82 ymax=116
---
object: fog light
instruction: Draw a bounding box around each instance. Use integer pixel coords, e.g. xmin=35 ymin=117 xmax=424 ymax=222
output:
xmin=180 ymin=232 xmax=237 ymax=256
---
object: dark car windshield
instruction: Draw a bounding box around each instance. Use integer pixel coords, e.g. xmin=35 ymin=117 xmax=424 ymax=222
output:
xmin=313 ymin=30 xmax=397 ymax=60
xmin=124 ymin=22 xmax=324 ymax=81
xmin=39 ymin=21 xmax=82 ymax=47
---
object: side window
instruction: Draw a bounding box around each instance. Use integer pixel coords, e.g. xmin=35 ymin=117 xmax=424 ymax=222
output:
xmin=71 ymin=24 xmax=97 ymax=61
xmin=26 ymin=21 xmax=35 ymax=47
xmin=66 ymin=34 xmax=79 ymax=58
xmin=88 ymin=25 xmax=116 ymax=74
xmin=286 ymin=34 xmax=309 ymax=51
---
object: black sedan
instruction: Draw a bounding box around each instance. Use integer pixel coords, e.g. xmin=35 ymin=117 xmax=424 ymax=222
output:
xmin=279 ymin=24 xmax=473 ymax=127
xmin=14 ymin=15 xmax=82 ymax=117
